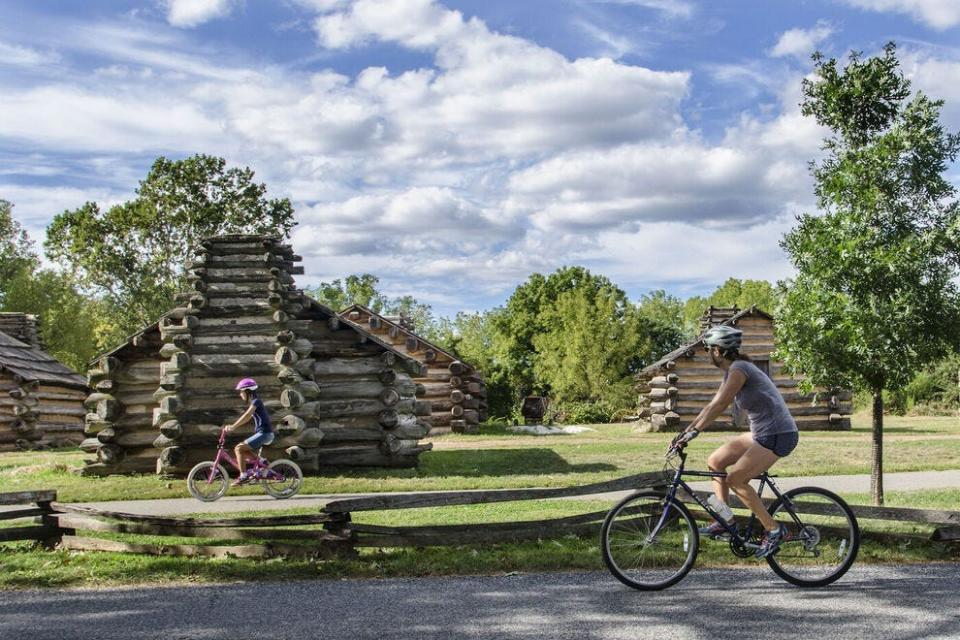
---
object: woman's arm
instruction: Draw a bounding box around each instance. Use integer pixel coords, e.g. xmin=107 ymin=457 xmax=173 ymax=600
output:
xmin=684 ymin=368 xmax=747 ymax=433
xmin=227 ymin=404 xmax=256 ymax=432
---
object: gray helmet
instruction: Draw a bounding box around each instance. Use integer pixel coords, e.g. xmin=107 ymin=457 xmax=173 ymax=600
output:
xmin=703 ymin=325 xmax=742 ymax=351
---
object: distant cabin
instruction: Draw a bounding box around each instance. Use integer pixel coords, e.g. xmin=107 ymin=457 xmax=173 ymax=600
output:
xmin=82 ymin=234 xmax=434 ymax=476
xmin=340 ymin=305 xmax=487 ymax=434
xmin=0 ymin=315 xmax=87 ymax=451
xmin=635 ymin=306 xmax=852 ymax=431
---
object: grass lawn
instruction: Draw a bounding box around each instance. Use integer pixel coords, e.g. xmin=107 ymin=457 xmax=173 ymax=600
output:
xmin=0 ymin=413 xmax=958 ymax=503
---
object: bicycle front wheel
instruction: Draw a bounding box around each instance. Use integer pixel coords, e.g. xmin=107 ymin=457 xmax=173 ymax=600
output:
xmin=186 ymin=462 xmax=229 ymax=502
xmin=262 ymin=459 xmax=303 ymax=499
xmin=600 ymin=490 xmax=699 ymax=590
xmin=766 ymin=486 xmax=860 ymax=587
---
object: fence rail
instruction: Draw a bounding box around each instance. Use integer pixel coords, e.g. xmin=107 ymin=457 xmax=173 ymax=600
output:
xmin=2 ymin=476 xmax=958 ymax=557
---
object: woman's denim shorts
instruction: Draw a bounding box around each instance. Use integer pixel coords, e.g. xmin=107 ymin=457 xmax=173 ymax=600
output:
xmin=754 ymin=431 xmax=799 ymax=457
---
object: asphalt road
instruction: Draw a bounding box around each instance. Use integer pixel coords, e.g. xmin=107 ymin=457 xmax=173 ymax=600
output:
xmin=2 ymin=564 xmax=958 ymax=640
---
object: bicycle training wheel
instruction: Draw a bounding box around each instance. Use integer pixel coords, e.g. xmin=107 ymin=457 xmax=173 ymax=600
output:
xmin=600 ymin=490 xmax=699 ymax=590
xmin=765 ymin=486 xmax=860 ymax=587
xmin=262 ymin=459 xmax=303 ymax=499
xmin=186 ymin=462 xmax=229 ymax=502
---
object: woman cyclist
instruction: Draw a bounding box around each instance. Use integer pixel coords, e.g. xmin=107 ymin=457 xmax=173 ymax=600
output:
xmin=679 ymin=324 xmax=799 ymax=558
xmin=226 ymin=378 xmax=274 ymax=486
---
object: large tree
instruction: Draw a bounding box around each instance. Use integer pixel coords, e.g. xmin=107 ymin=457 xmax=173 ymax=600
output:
xmin=776 ymin=43 xmax=960 ymax=505
xmin=45 ymin=155 xmax=295 ymax=332
xmin=0 ymin=199 xmax=38 ymax=303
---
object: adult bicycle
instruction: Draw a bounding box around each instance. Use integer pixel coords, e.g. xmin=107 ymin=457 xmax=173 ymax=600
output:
xmin=600 ymin=432 xmax=859 ymax=590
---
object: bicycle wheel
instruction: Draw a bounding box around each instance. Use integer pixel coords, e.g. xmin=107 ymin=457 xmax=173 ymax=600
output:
xmin=262 ymin=459 xmax=302 ymax=499
xmin=600 ymin=490 xmax=699 ymax=590
xmin=186 ymin=462 xmax=229 ymax=502
xmin=766 ymin=486 xmax=860 ymax=587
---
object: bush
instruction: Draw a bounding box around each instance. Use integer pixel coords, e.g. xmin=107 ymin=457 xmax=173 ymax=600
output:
xmin=549 ymin=401 xmax=618 ymax=425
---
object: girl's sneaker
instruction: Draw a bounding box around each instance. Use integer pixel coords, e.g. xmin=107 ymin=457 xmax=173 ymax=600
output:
xmin=231 ymin=471 xmax=254 ymax=486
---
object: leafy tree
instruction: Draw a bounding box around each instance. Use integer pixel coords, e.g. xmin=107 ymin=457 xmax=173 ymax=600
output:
xmin=0 ymin=200 xmax=38 ymax=304
xmin=45 ymin=155 xmax=295 ymax=332
xmin=636 ymin=290 xmax=687 ymax=360
xmin=776 ymin=43 xmax=960 ymax=505
xmin=533 ymin=284 xmax=644 ymax=408
xmin=682 ymin=278 xmax=778 ymax=335
xmin=308 ymin=274 xmax=388 ymax=312
xmin=494 ymin=266 xmax=624 ymax=402
xmin=1 ymin=266 xmax=109 ymax=371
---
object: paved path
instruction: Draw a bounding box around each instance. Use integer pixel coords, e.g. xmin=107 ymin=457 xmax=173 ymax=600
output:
xmin=1 ymin=564 xmax=958 ymax=640
xmin=59 ymin=469 xmax=960 ymax=516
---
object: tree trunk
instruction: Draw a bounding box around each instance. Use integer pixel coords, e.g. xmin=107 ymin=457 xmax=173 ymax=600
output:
xmin=871 ymin=389 xmax=884 ymax=506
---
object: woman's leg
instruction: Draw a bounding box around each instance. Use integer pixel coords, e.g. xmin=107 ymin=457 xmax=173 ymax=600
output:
xmin=725 ymin=442 xmax=780 ymax=531
xmin=706 ymin=432 xmax=753 ymax=506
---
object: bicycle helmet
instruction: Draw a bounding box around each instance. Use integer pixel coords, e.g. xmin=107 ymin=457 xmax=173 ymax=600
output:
xmin=702 ymin=325 xmax=742 ymax=351
xmin=235 ymin=378 xmax=259 ymax=391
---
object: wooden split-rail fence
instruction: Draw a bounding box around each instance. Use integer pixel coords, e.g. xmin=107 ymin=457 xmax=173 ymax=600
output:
xmin=2 ymin=481 xmax=958 ymax=559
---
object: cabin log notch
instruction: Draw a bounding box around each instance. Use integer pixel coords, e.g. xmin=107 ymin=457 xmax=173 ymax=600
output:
xmin=82 ymin=234 xmax=432 ymax=476
xmin=339 ymin=305 xmax=487 ymax=434
xmin=635 ymin=306 xmax=852 ymax=432
xmin=0 ymin=330 xmax=86 ymax=451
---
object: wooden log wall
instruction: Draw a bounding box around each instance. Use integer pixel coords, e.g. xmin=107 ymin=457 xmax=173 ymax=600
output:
xmin=0 ymin=313 xmax=43 ymax=349
xmin=0 ymin=373 xmax=42 ymax=451
xmin=637 ymin=312 xmax=852 ymax=433
xmin=82 ymin=336 xmax=165 ymax=475
xmin=342 ymin=307 xmax=487 ymax=434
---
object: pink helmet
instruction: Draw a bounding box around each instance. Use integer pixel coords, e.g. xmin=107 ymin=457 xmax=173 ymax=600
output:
xmin=235 ymin=378 xmax=258 ymax=391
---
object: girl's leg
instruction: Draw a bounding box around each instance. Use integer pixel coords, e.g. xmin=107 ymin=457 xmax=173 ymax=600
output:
xmin=706 ymin=432 xmax=753 ymax=506
xmin=234 ymin=443 xmax=252 ymax=475
xmin=725 ymin=442 xmax=780 ymax=531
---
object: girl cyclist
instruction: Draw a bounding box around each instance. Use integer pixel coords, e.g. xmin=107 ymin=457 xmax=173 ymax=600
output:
xmin=679 ymin=324 xmax=799 ymax=558
xmin=226 ymin=378 xmax=274 ymax=486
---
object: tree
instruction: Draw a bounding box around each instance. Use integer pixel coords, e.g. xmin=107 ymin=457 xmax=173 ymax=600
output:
xmin=776 ymin=43 xmax=960 ymax=505
xmin=636 ymin=290 xmax=686 ymax=360
xmin=0 ymin=200 xmax=38 ymax=304
xmin=533 ymin=284 xmax=645 ymax=408
xmin=309 ymin=274 xmax=388 ymax=312
xmin=681 ymin=278 xmax=778 ymax=335
xmin=45 ymin=155 xmax=295 ymax=332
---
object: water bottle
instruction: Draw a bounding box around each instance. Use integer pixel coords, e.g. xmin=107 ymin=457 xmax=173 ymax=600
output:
xmin=707 ymin=495 xmax=734 ymax=523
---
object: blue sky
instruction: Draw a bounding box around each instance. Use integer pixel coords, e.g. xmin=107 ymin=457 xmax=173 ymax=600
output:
xmin=1 ymin=0 xmax=959 ymax=316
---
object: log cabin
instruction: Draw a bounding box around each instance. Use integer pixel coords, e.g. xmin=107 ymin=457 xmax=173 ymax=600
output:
xmin=635 ymin=306 xmax=852 ymax=432
xmin=0 ymin=328 xmax=86 ymax=451
xmin=339 ymin=305 xmax=487 ymax=433
xmin=82 ymin=234 xmax=433 ymax=476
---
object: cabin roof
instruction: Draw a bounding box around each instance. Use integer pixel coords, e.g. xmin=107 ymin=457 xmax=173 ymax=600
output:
xmin=339 ymin=303 xmax=472 ymax=371
xmin=637 ymin=305 xmax=774 ymax=377
xmin=0 ymin=331 xmax=87 ymax=390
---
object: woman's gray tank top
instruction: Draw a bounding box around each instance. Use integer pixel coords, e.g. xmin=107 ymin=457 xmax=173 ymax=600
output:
xmin=726 ymin=360 xmax=797 ymax=436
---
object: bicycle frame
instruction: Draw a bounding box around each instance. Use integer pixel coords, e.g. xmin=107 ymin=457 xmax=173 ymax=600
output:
xmin=203 ymin=429 xmax=272 ymax=484
xmin=650 ymin=447 xmax=803 ymax=549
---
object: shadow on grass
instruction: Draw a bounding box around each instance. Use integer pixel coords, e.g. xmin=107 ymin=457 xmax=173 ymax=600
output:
xmin=313 ymin=448 xmax=617 ymax=479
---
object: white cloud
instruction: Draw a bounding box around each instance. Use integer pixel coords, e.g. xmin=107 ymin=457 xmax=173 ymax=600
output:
xmin=586 ymin=0 xmax=695 ymax=19
xmin=0 ymin=40 xmax=59 ymax=66
xmin=770 ymin=22 xmax=834 ymax=59
xmin=838 ymin=0 xmax=960 ymax=30
xmin=165 ymin=0 xmax=238 ymax=28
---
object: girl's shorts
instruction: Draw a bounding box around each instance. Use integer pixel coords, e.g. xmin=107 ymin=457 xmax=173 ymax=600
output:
xmin=754 ymin=431 xmax=799 ymax=457
xmin=244 ymin=431 xmax=275 ymax=449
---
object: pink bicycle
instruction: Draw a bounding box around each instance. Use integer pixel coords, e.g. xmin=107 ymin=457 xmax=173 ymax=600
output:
xmin=186 ymin=427 xmax=303 ymax=502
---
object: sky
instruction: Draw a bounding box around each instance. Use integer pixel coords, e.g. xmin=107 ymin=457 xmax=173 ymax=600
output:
xmin=1 ymin=0 xmax=959 ymax=317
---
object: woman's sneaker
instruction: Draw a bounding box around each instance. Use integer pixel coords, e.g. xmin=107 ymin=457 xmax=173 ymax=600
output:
xmin=756 ymin=524 xmax=787 ymax=558
xmin=698 ymin=519 xmax=734 ymax=540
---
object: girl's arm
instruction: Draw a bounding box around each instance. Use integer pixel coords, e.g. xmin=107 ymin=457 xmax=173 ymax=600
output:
xmin=684 ymin=368 xmax=747 ymax=433
xmin=227 ymin=404 xmax=256 ymax=432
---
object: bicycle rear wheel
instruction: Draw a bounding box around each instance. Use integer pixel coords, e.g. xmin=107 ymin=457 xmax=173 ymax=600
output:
xmin=600 ymin=490 xmax=699 ymax=590
xmin=186 ymin=462 xmax=229 ymax=502
xmin=766 ymin=486 xmax=860 ymax=587
xmin=262 ymin=459 xmax=302 ymax=499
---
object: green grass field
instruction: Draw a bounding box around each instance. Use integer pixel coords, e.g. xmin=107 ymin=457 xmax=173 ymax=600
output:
xmin=1 ymin=414 xmax=958 ymax=503
xmin=1 ymin=413 xmax=957 ymax=589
